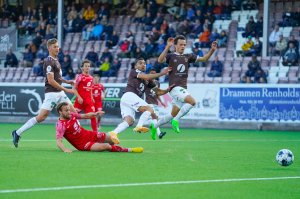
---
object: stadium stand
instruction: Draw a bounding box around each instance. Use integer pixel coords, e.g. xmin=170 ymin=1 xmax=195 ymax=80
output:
xmin=0 ymin=0 xmax=299 ymax=84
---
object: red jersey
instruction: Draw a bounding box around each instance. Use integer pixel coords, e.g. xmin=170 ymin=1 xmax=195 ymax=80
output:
xmin=56 ymin=113 xmax=104 ymax=151
xmin=75 ymin=73 xmax=94 ymax=102
xmin=92 ymin=83 xmax=104 ymax=109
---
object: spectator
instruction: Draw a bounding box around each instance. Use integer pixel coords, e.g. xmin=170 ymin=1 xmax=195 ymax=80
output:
xmin=105 ymin=30 xmax=119 ymax=49
xmin=273 ymin=34 xmax=287 ymax=56
xmin=237 ymin=36 xmax=254 ymax=57
xmin=21 ymin=48 xmax=34 ymax=67
xmin=282 ymin=43 xmax=299 ymax=66
xmin=243 ymin=16 xmax=256 ymax=38
xmin=97 ymin=5 xmax=109 ymax=21
xmin=100 ymin=47 xmax=113 ymax=63
xmin=83 ymin=5 xmax=95 ymax=22
xmin=4 ymin=49 xmax=18 ymax=68
xmin=72 ymin=14 xmax=85 ymax=32
xmin=255 ymin=16 xmax=263 ymax=37
xmin=190 ymin=19 xmax=203 ymax=39
xmin=245 ymin=55 xmax=261 ymax=82
xmin=245 ymin=36 xmax=262 ymax=56
xmin=65 ymin=68 xmax=75 ymax=80
xmin=61 ymin=55 xmax=72 ymax=76
xmin=177 ymin=19 xmax=190 ymax=36
xmin=218 ymin=30 xmax=228 ymax=47
xmin=32 ymin=59 xmax=44 ymax=77
xmin=82 ymin=24 xmax=93 ymax=41
xmin=269 ymin=25 xmax=282 ymax=47
xmin=85 ymin=47 xmax=99 ymax=67
xmin=253 ymin=68 xmax=267 ymax=83
xmin=207 ymin=56 xmax=223 ymax=77
xmin=97 ymin=57 xmax=111 ymax=77
xmin=32 ymin=32 xmax=43 ymax=48
xmin=106 ymin=58 xmax=121 ymax=77
xmin=142 ymin=11 xmax=153 ymax=31
xmin=192 ymin=45 xmax=204 ymax=67
xmin=210 ymin=28 xmax=220 ymax=43
xmin=131 ymin=47 xmax=146 ymax=59
xmin=199 ymin=27 xmax=211 ymax=47
xmin=133 ymin=4 xmax=146 ymax=24
xmin=280 ymin=7 xmax=294 ymax=27
xmin=286 ymin=35 xmax=299 ymax=52
xmin=156 ymin=39 xmax=166 ymax=56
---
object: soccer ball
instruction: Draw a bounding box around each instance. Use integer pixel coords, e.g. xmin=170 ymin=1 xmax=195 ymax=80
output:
xmin=276 ymin=149 xmax=294 ymax=166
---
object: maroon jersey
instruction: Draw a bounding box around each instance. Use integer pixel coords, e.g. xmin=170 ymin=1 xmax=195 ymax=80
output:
xmin=145 ymin=80 xmax=159 ymax=105
xmin=43 ymin=56 xmax=63 ymax=93
xmin=56 ymin=113 xmax=96 ymax=150
xmin=166 ymin=53 xmax=197 ymax=89
xmin=124 ymin=69 xmax=156 ymax=98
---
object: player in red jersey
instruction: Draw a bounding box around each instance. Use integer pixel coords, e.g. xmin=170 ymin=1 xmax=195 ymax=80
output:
xmin=73 ymin=60 xmax=98 ymax=132
xmin=56 ymin=102 xmax=143 ymax=153
xmin=92 ymin=74 xmax=105 ymax=130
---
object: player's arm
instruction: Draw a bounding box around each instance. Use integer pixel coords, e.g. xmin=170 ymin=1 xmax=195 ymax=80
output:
xmin=196 ymin=41 xmax=218 ymax=62
xmin=62 ymin=79 xmax=75 ymax=86
xmin=158 ymin=37 xmax=174 ymax=63
xmin=138 ymin=67 xmax=171 ymax=81
xmin=56 ymin=138 xmax=72 ymax=153
xmin=47 ymin=73 xmax=74 ymax=94
xmin=80 ymin=111 xmax=105 ymax=119
xmin=73 ymin=75 xmax=83 ymax=104
xmin=101 ymin=90 xmax=105 ymax=100
xmin=153 ymin=84 xmax=175 ymax=96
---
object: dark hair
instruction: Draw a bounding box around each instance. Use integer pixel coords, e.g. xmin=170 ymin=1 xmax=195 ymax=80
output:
xmin=134 ymin=57 xmax=145 ymax=67
xmin=80 ymin=59 xmax=91 ymax=68
xmin=47 ymin=38 xmax=58 ymax=48
xmin=56 ymin=102 xmax=69 ymax=114
xmin=174 ymin=35 xmax=186 ymax=45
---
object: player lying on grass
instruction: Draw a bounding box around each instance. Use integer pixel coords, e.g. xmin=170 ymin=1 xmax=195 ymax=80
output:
xmin=56 ymin=102 xmax=143 ymax=153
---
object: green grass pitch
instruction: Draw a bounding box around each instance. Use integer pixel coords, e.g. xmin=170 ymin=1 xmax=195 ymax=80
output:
xmin=0 ymin=123 xmax=300 ymax=199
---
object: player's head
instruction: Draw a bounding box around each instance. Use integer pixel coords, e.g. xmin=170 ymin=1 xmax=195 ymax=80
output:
xmin=80 ymin=59 xmax=91 ymax=74
xmin=134 ymin=57 xmax=146 ymax=71
xmin=47 ymin=38 xmax=59 ymax=57
xmin=56 ymin=102 xmax=71 ymax=119
xmin=174 ymin=35 xmax=186 ymax=54
xmin=93 ymin=74 xmax=100 ymax=83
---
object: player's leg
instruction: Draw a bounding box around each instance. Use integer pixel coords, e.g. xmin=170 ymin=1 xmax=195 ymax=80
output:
xmin=85 ymin=104 xmax=97 ymax=132
xmin=173 ymin=95 xmax=196 ymax=121
xmin=12 ymin=92 xmax=58 ymax=148
xmin=90 ymin=143 xmax=143 ymax=153
xmin=134 ymin=105 xmax=155 ymax=133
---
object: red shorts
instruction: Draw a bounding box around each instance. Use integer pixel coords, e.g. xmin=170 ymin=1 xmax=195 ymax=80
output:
xmin=74 ymin=100 xmax=95 ymax=113
xmin=83 ymin=132 xmax=106 ymax=151
xmin=94 ymin=101 xmax=103 ymax=112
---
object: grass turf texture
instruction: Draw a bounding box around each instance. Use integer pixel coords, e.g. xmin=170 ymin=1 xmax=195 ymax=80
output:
xmin=0 ymin=123 xmax=299 ymax=199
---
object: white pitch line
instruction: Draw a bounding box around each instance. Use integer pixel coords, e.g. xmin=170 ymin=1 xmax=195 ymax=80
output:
xmin=0 ymin=176 xmax=299 ymax=194
xmin=1 ymin=139 xmax=300 ymax=142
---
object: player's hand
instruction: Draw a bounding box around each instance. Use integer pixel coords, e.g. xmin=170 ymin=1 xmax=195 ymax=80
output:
xmin=64 ymin=149 xmax=72 ymax=153
xmin=167 ymin=37 xmax=174 ymax=47
xmin=167 ymin=84 xmax=176 ymax=92
xmin=78 ymin=96 xmax=83 ymax=104
xmin=96 ymin=111 xmax=105 ymax=116
xmin=161 ymin=67 xmax=171 ymax=75
xmin=211 ymin=41 xmax=218 ymax=50
xmin=66 ymin=80 xmax=75 ymax=85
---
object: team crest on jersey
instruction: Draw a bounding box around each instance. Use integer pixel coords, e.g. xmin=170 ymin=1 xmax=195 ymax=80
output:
xmin=46 ymin=65 xmax=52 ymax=72
xmin=177 ymin=64 xmax=186 ymax=73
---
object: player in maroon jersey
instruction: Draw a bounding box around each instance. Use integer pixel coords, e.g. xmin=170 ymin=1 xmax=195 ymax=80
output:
xmin=73 ymin=60 xmax=98 ymax=132
xmin=92 ymin=74 xmax=105 ymax=130
xmin=56 ymin=102 xmax=143 ymax=153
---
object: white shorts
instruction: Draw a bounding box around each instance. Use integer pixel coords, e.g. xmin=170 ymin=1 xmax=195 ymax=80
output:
xmin=41 ymin=91 xmax=72 ymax=111
xmin=120 ymin=92 xmax=148 ymax=120
xmin=169 ymin=86 xmax=190 ymax=108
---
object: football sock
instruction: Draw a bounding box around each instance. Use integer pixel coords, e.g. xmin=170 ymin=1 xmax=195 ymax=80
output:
xmin=155 ymin=113 xmax=173 ymax=128
xmin=157 ymin=127 xmax=162 ymax=136
xmin=111 ymin=145 xmax=129 ymax=152
xmin=91 ymin=117 xmax=97 ymax=132
xmin=113 ymin=121 xmax=129 ymax=134
xmin=136 ymin=111 xmax=151 ymax=127
xmin=174 ymin=103 xmax=194 ymax=120
xmin=142 ymin=116 xmax=152 ymax=126
xmin=16 ymin=117 xmax=38 ymax=136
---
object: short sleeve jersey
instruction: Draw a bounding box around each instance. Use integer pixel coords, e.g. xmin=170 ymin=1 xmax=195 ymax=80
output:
xmin=145 ymin=80 xmax=159 ymax=105
xmin=124 ymin=69 xmax=156 ymax=98
xmin=43 ymin=56 xmax=63 ymax=93
xmin=166 ymin=53 xmax=197 ymax=89
xmin=75 ymin=74 xmax=94 ymax=101
xmin=56 ymin=113 xmax=94 ymax=150
xmin=92 ymin=83 xmax=105 ymax=101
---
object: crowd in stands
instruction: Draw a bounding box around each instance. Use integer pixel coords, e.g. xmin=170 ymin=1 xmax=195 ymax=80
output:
xmin=1 ymin=0 xmax=300 ymax=84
